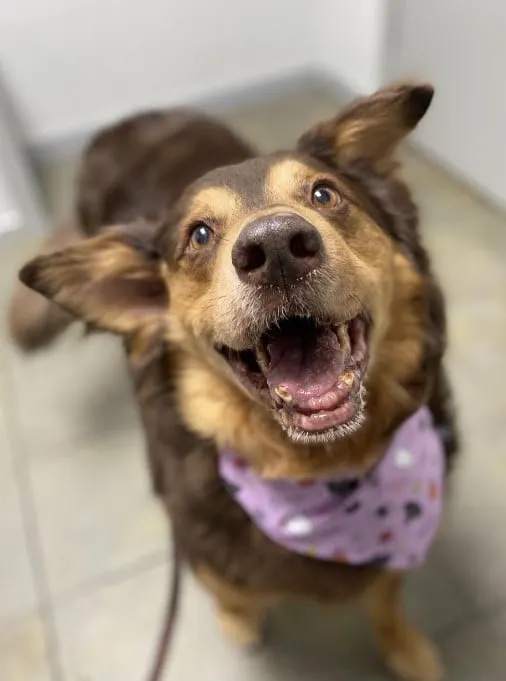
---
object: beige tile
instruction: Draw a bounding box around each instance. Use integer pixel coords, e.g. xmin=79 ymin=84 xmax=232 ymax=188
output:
xmin=404 ymin=556 xmax=476 ymax=633
xmin=265 ymin=558 xmax=472 ymax=681
xmin=1 ymin=87 xmax=506 ymax=681
xmin=0 ymin=226 xmax=137 ymax=463
xmin=404 ymin=151 xmax=506 ymax=257
xmin=0 ymin=394 xmax=38 ymax=623
xmin=0 ymin=232 xmax=39 ymax=344
xmin=53 ymin=556 xmax=470 ymax=681
xmin=56 ymin=564 xmax=256 ymax=681
xmin=0 ymin=615 xmax=51 ymax=681
xmin=439 ymin=609 xmax=506 ymax=681
xmin=29 ymin=424 xmax=167 ymax=597
xmin=432 ymin=438 xmax=506 ymax=610
xmin=7 ymin=330 xmax=139 ymax=457
xmin=56 ymin=561 xmax=376 ymax=681
xmin=222 ymin=85 xmax=341 ymax=153
xmin=399 ymin=148 xmax=506 ymax=613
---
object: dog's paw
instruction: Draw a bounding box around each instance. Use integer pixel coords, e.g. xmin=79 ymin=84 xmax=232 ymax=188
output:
xmin=217 ymin=608 xmax=264 ymax=650
xmin=384 ymin=629 xmax=444 ymax=681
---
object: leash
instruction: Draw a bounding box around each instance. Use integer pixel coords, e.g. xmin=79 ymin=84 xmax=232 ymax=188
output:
xmin=145 ymin=529 xmax=182 ymax=681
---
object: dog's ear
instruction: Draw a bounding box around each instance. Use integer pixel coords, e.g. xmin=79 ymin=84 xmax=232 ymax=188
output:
xmin=19 ymin=222 xmax=168 ymax=336
xmin=297 ymin=83 xmax=434 ymax=172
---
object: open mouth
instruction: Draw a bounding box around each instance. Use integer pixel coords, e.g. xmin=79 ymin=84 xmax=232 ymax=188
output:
xmin=217 ymin=315 xmax=370 ymax=443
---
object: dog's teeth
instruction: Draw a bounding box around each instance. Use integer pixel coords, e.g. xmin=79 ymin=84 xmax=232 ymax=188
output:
xmin=340 ymin=371 xmax=355 ymax=389
xmin=274 ymin=385 xmax=294 ymax=405
xmin=255 ymin=344 xmax=270 ymax=372
xmin=337 ymin=324 xmax=350 ymax=351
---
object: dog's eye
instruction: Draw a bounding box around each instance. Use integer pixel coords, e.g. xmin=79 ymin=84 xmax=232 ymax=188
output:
xmin=311 ymin=184 xmax=340 ymax=208
xmin=190 ymin=223 xmax=213 ymax=248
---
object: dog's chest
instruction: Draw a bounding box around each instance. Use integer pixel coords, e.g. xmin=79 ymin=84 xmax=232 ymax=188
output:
xmin=219 ymin=407 xmax=444 ymax=570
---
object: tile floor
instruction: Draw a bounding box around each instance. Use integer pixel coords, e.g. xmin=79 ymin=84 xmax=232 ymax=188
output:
xmin=1 ymin=86 xmax=506 ymax=681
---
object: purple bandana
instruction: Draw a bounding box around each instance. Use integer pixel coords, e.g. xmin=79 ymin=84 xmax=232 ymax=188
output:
xmin=219 ymin=407 xmax=444 ymax=569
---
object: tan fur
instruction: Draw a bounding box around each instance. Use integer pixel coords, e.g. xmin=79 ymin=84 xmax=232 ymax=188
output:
xmin=265 ymin=158 xmax=315 ymax=203
xmin=199 ymin=565 xmax=442 ymax=681
xmin=174 ymin=239 xmax=423 ymax=479
xmin=9 ymin=222 xmax=81 ymax=350
xmin=196 ymin=566 xmax=275 ymax=647
xmin=167 ymin=158 xmax=423 ymax=477
xmin=184 ymin=186 xmax=244 ymax=226
xmin=365 ymin=573 xmax=443 ymax=681
xmin=168 ymin=159 xmax=394 ymax=359
xmin=17 ymin=86 xmax=450 ymax=681
xmin=299 ymin=83 xmax=434 ymax=173
xmin=20 ymin=225 xmax=168 ymax=339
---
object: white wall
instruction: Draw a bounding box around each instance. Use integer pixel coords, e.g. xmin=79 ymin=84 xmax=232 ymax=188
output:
xmin=0 ymin=0 xmax=388 ymax=147
xmin=317 ymin=0 xmax=387 ymax=94
xmin=0 ymin=0 xmax=309 ymax=145
xmin=388 ymin=0 xmax=506 ymax=207
xmin=0 ymin=79 xmax=46 ymax=234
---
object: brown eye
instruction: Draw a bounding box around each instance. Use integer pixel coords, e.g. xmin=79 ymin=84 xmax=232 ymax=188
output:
xmin=190 ymin=222 xmax=213 ymax=247
xmin=311 ymin=184 xmax=340 ymax=208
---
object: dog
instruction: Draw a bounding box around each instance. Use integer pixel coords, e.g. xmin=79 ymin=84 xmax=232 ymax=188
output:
xmin=13 ymin=83 xmax=458 ymax=681
xmin=9 ymin=108 xmax=255 ymax=495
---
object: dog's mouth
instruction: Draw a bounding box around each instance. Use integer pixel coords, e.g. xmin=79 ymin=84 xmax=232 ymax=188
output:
xmin=217 ymin=315 xmax=370 ymax=443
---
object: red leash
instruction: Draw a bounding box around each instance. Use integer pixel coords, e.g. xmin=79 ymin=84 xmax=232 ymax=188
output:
xmin=146 ymin=534 xmax=182 ymax=681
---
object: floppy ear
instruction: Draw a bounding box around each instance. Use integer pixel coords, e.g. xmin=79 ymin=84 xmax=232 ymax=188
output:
xmin=297 ymin=82 xmax=434 ymax=172
xmin=18 ymin=222 xmax=168 ymax=336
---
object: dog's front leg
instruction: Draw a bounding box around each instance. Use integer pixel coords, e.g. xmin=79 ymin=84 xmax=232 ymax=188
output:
xmin=196 ymin=567 xmax=269 ymax=649
xmin=364 ymin=571 xmax=443 ymax=681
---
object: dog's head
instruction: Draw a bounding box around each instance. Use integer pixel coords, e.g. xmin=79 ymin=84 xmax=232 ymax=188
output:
xmin=20 ymin=84 xmax=436 ymax=448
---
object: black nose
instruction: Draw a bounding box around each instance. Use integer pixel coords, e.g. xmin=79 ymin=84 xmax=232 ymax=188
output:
xmin=232 ymin=213 xmax=324 ymax=286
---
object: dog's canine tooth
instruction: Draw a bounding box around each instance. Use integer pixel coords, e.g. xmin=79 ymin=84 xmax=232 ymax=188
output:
xmin=274 ymin=385 xmax=294 ymax=405
xmin=255 ymin=344 xmax=270 ymax=372
xmin=337 ymin=323 xmax=350 ymax=351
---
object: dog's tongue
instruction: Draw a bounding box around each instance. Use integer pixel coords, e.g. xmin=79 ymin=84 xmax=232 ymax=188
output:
xmin=265 ymin=326 xmax=346 ymax=402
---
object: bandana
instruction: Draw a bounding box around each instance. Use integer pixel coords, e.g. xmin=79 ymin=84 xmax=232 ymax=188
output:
xmin=220 ymin=407 xmax=444 ymax=569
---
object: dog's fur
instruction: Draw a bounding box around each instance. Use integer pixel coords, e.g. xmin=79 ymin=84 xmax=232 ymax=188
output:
xmin=12 ymin=86 xmax=458 ymax=681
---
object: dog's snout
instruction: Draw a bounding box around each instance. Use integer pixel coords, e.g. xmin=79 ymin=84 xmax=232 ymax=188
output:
xmin=232 ymin=213 xmax=324 ymax=286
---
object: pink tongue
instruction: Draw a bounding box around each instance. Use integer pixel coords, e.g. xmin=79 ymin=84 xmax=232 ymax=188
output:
xmin=266 ymin=327 xmax=345 ymax=400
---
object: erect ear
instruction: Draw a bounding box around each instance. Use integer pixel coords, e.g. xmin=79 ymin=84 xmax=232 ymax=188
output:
xmin=18 ymin=221 xmax=168 ymax=336
xmin=297 ymin=82 xmax=434 ymax=172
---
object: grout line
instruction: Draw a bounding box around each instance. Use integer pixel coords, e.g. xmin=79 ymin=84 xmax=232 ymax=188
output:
xmin=51 ymin=548 xmax=170 ymax=608
xmin=0 ymin=353 xmax=172 ymax=679
xmin=0 ymin=357 xmax=66 ymax=681
xmin=0 ymin=548 xmax=171 ymax=637
xmin=30 ymin=66 xmax=321 ymax=165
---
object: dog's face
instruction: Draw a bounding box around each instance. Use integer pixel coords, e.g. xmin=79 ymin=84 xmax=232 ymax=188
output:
xmin=20 ymin=83 xmax=434 ymax=447
xmin=161 ymin=153 xmax=391 ymax=443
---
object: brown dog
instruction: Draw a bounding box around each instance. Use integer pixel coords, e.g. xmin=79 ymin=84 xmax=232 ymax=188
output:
xmin=14 ymin=85 xmax=458 ymax=681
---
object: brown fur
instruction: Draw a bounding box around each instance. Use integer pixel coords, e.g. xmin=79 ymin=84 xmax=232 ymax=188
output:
xmin=15 ymin=85 xmax=458 ymax=681
xmin=9 ymin=109 xmax=254 ymax=351
xmin=365 ymin=572 xmax=443 ymax=681
xmin=168 ymin=165 xmax=426 ymax=477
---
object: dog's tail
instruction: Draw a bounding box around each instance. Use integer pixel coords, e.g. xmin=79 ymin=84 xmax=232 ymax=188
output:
xmin=8 ymin=221 xmax=82 ymax=352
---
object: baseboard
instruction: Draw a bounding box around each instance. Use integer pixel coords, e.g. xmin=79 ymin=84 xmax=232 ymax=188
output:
xmin=409 ymin=139 xmax=506 ymax=216
xmin=30 ymin=65 xmax=326 ymax=166
xmin=30 ymin=64 xmax=368 ymax=167
xmin=313 ymin=68 xmax=361 ymax=103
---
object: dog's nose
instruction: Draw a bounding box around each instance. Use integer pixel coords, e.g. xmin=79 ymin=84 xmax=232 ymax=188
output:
xmin=232 ymin=213 xmax=324 ymax=286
